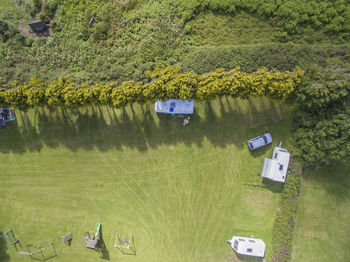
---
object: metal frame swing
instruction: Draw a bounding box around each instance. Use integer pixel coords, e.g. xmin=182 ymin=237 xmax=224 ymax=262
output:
xmin=0 ymin=229 xmax=21 ymax=250
xmin=114 ymin=232 xmax=136 ymax=255
xmin=18 ymin=243 xmax=57 ymax=261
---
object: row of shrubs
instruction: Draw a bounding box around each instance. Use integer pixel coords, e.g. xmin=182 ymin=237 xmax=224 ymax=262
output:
xmin=0 ymin=66 xmax=304 ymax=108
xmin=271 ymin=161 xmax=302 ymax=262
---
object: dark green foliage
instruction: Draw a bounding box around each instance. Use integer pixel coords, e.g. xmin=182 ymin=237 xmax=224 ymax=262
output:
xmin=295 ymin=66 xmax=349 ymax=111
xmin=271 ymin=163 xmax=302 ymax=262
xmin=293 ymin=111 xmax=350 ymax=164
xmin=0 ymin=20 xmax=12 ymax=42
xmin=39 ymin=2 xmax=57 ymax=22
xmin=90 ymin=3 xmax=120 ymax=41
xmin=0 ymin=20 xmax=27 ymax=46
xmin=292 ymin=63 xmax=350 ymax=165
xmin=31 ymin=0 xmax=42 ymax=17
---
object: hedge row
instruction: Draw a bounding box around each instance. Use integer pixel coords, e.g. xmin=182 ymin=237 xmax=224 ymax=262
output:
xmin=271 ymin=161 xmax=302 ymax=262
xmin=0 ymin=66 xmax=304 ymax=108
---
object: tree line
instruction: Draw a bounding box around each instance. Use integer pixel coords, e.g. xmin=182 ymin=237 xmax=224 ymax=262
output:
xmin=292 ymin=64 xmax=350 ymax=166
xmin=0 ymin=66 xmax=304 ymax=108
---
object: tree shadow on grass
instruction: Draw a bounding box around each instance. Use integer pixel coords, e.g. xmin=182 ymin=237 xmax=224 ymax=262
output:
xmin=0 ymin=97 xmax=289 ymax=154
xmin=249 ymin=144 xmax=272 ymax=158
xmin=0 ymin=232 xmax=10 ymax=262
xmin=261 ymin=178 xmax=284 ymax=193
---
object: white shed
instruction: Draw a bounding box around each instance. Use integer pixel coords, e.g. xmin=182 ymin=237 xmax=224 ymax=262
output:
xmin=227 ymin=236 xmax=266 ymax=258
xmin=261 ymin=147 xmax=290 ymax=183
xmin=154 ymin=99 xmax=194 ymax=115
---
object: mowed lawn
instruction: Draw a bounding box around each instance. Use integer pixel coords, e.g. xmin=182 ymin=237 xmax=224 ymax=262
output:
xmin=0 ymin=97 xmax=292 ymax=262
xmin=292 ymin=163 xmax=350 ymax=262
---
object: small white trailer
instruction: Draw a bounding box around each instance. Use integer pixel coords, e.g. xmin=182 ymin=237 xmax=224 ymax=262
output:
xmin=227 ymin=236 xmax=266 ymax=258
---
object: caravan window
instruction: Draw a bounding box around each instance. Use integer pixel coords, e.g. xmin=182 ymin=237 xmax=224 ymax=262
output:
xmin=234 ymin=240 xmax=239 ymax=250
xmin=263 ymin=136 xmax=268 ymax=144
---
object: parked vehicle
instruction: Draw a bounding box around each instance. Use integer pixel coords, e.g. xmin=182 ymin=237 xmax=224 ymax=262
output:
xmin=247 ymin=133 xmax=272 ymax=150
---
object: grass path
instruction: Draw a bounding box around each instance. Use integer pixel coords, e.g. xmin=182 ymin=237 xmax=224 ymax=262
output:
xmin=0 ymin=97 xmax=293 ymax=262
xmin=292 ymin=163 xmax=350 ymax=262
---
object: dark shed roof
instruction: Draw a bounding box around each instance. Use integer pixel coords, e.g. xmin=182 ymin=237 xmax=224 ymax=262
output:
xmin=28 ymin=21 xmax=47 ymax=32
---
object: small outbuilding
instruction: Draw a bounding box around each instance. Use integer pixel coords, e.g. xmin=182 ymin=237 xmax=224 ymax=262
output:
xmin=154 ymin=99 xmax=194 ymax=115
xmin=261 ymin=146 xmax=290 ymax=183
xmin=28 ymin=21 xmax=47 ymax=32
xmin=227 ymin=236 xmax=266 ymax=258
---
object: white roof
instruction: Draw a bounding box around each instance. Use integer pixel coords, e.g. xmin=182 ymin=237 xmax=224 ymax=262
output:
xmin=261 ymin=147 xmax=290 ymax=183
xmin=227 ymin=236 xmax=266 ymax=257
xmin=154 ymin=99 xmax=194 ymax=114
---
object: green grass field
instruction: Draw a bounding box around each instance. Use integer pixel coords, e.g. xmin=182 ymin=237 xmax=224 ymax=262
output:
xmin=0 ymin=97 xmax=293 ymax=262
xmin=292 ymin=163 xmax=350 ymax=262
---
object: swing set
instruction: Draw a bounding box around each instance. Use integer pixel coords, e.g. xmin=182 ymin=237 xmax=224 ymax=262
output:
xmin=0 ymin=229 xmax=21 ymax=250
xmin=1 ymin=229 xmax=57 ymax=261
xmin=18 ymin=243 xmax=57 ymax=261
xmin=114 ymin=232 xmax=136 ymax=255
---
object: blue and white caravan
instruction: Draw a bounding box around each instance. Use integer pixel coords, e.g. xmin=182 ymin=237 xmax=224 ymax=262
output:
xmin=155 ymin=99 xmax=194 ymax=115
xmin=0 ymin=108 xmax=16 ymax=128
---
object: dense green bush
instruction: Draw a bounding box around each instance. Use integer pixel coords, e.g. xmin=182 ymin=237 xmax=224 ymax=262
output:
xmin=292 ymin=65 xmax=350 ymax=165
xmin=31 ymin=0 xmax=42 ymax=17
xmin=271 ymin=162 xmax=302 ymax=262
xmin=0 ymin=66 xmax=304 ymax=108
xmin=0 ymin=20 xmax=26 ymax=45
xmin=39 ymin=1 xmax=57 ymax=23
